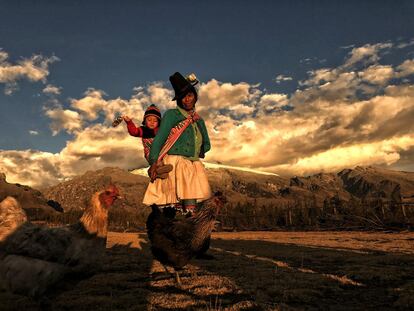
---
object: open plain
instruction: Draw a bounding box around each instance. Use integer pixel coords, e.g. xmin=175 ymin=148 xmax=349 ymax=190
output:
xmin=2 ymin=231 xmax=414 ymax=310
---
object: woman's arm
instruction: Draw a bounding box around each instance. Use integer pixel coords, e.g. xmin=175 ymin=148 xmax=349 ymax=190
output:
xmin=198 ymin=119 xmax=211 ymax=155
xmin=148 ymin=109 xmax=176 ymax=165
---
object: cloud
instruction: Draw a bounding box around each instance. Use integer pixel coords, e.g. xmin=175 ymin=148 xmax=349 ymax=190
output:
xmin=299 ymin=45 xmax=414 ymax=100
xmin=343 ymin=42 xmax=392 ymax=68
xmin=0 ymin=126 xmax=150 ymax=189
xmin=43 ymin=84 xmax=62 ymax=95
xmin=299 ymin=57 xmax=327 ymax=65
xmin=359 ymin=64 xmax=394 ymax=85
xmin=202 ymin=84 xmax=414 ymax=175
xmin=227 ymin=103 xmax=256 ymax=116
xmin=298 ymin=70 xmax=361 ymax=102
xmin=44 ymin=106 xmax=83 ymax=135
xmin=0 ymin=150 xmax=63 ymax=188
xmin=340 ymin=44 xmax=355 ymax=49
xmin=275 ymin=74 xmax=293 ymax=84
xmin=197 ymin=79 xmax=261 ymax=120
xmin=0 ymin=49 xmax=59 ymax=95
xmin=146 ymin=82 xmax=175 ymax=110
xmin=66 ymin=82 xmax=173 ymax=127
xmin=0 ymin=125 xmax=147 ymax=188
xmin=4 ymin=82 xmax=18 ymax=95
xmin=396 ymin=38 xmax=414 ymax=49
xmin=4 ymin=41 xmax=414 ymax=187
xmin=396 ymin=59 xmax=414 ymax=78
xmin=260 ymin=135 xmax=414 ymax=176
xmin=4 ymin=76 xmax=414 ymax=187
xmin=198 ymin=79 xmax=256 ymax=110
xmin=200 ymin=41 xmax=414 ymax=175
xmin=0 ymin=50 xmax=8 ymax=63
xmin=256 ymin=93 xmax=289 ymax=115
xmin=300 ymin=58 xmax=313 ymax=64
xmin=70 ymin=88 xmax=108 ymax=120
xmin=59 ymin=124 xmax=147 ymax=173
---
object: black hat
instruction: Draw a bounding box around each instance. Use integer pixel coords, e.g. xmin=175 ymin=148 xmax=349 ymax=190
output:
xmin=169 ymin=72 xmax=199 ymax=100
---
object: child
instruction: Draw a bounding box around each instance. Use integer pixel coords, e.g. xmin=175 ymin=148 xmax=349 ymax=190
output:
xmin=122 ymin=104 xmax=161 ymax=163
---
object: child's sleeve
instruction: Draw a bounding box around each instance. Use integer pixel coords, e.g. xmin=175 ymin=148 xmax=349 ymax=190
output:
xmin=126 ymin=120 xmax=143 ymax=137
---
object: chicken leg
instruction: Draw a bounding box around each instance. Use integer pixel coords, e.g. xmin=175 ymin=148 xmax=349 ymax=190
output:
xmin=175 ymin=270 xmax=182 ymax=287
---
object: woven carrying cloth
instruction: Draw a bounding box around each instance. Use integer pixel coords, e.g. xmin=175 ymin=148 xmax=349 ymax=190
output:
xmin=142 ymin=138 xmax=154 ymax=162
xmin=156 ymin=110 xmax=200 ymax=164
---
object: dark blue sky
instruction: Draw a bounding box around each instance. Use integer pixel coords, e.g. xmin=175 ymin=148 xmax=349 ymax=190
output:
xmin=1 ymin=0 xmax=414 ymax=152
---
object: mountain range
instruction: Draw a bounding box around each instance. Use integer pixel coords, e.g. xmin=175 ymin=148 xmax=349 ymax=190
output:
xmin=40 ymin=165 xmax=414 ymax=212
xmin=1 ymin=165 xmax=414 ymax=215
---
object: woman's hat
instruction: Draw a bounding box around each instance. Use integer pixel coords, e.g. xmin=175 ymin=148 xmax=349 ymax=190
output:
xmin=142 ymin=104 xmax=161 ymax=125
xmin=169 ymin=72 xmax=199 ymax=100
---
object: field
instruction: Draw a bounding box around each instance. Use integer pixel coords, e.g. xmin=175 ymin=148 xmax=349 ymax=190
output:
xmin=2 ymin=231 xmax=414 ymax=310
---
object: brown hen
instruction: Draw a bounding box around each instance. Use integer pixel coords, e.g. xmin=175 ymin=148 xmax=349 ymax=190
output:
xmin=0 ymin=185 xmax=120 ymax=297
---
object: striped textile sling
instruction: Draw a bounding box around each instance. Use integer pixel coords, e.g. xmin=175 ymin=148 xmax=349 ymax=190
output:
xmin=156 ymin=110 xmax=200 ymax=164
xmin=142 ymin=137 xmax=154 ymax=162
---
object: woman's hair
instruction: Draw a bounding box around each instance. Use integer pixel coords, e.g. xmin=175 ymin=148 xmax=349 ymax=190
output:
xmin=177 ymin=87 xmax=198 ymax=109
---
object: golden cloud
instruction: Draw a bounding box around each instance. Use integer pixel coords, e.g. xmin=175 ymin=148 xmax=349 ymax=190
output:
xmin=44 ymin=106 xmax=83 ymax=136
xmin=2 ymin=41 xmax=414 ymax=187
xmin=0 ymin=150 xmax=62 ymax=188
xmin=70 ymin=88 xmax=108 ymax=120
xmin=42 ymin=84 xmax=62 ymax=95
xmin=259 ymin=135 xmax=414 ymax=176
xmin=359 ymin=65 xmax=394 ymax=85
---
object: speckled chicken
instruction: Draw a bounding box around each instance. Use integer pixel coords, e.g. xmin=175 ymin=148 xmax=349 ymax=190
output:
xmin=0 ymin=185 xmax=120 ymax=297
xmin=146 ymin=192 xmax=225 ymax=284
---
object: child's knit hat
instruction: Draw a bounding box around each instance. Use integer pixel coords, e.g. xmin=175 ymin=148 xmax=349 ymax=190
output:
xmin=142 ymin=104 xmax=161 ymax=125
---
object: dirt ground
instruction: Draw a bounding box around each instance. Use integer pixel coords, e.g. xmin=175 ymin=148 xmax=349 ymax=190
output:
xmin=2 ymin=231 xmax=414 ymax=310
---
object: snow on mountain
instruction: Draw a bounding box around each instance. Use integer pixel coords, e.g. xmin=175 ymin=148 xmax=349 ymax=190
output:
xmin=129 ymin=161 xmax=279 ymax=177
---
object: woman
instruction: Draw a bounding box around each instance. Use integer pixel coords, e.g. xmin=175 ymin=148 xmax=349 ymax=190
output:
xmin=143 ymin=72 xmax=212 ymax=212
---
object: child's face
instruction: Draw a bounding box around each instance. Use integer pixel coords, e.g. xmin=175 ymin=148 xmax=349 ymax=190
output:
xmin=145 ymin=116 xmax=159 ymax=129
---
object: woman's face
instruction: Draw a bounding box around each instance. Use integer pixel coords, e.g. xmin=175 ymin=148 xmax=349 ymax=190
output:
xmin=181 ymin=92 xmax=196 ymax=111
xmin=145 ymin=115 xmax=159 ymax=129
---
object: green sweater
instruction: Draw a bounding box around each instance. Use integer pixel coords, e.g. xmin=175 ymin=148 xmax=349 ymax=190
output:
xmin=148 ymin=108 xmax=211 ymax=165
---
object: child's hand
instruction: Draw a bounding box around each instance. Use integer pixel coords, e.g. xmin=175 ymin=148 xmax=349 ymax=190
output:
xmin=122 ymin=115 xmax=132 ymax=122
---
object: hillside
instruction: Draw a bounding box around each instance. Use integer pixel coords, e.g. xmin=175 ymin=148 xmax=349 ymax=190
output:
xmin=42 ymin=167 xmax=149 ymax=212
xmin=3 ymin=164 xmax=414 ymax=229
xmin=0 ymin=172 xmax=58 ymax=217
xmin=338 ymin=166 xmax=414 ymax=202
xmin=41 ymin=164 xmax=414 ymax=211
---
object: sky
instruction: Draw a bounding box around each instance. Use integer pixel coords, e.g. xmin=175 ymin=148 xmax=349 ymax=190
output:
xmin=1 ymin=0 xmax=414 ymax=188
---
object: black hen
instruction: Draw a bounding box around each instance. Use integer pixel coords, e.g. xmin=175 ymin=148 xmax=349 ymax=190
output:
xmin=146 ymin=192 xmax=224 ymax=284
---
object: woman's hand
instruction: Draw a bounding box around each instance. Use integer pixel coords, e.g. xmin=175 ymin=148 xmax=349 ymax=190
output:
xmin=122 ymin=115 xmax=132 ymax=122
xmin=148 ymin=163 xmax=158 ymax=182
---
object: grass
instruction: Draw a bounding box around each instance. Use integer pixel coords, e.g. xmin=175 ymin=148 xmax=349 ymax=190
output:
xmin=1 ymin=231 xmax=414 ymax=310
